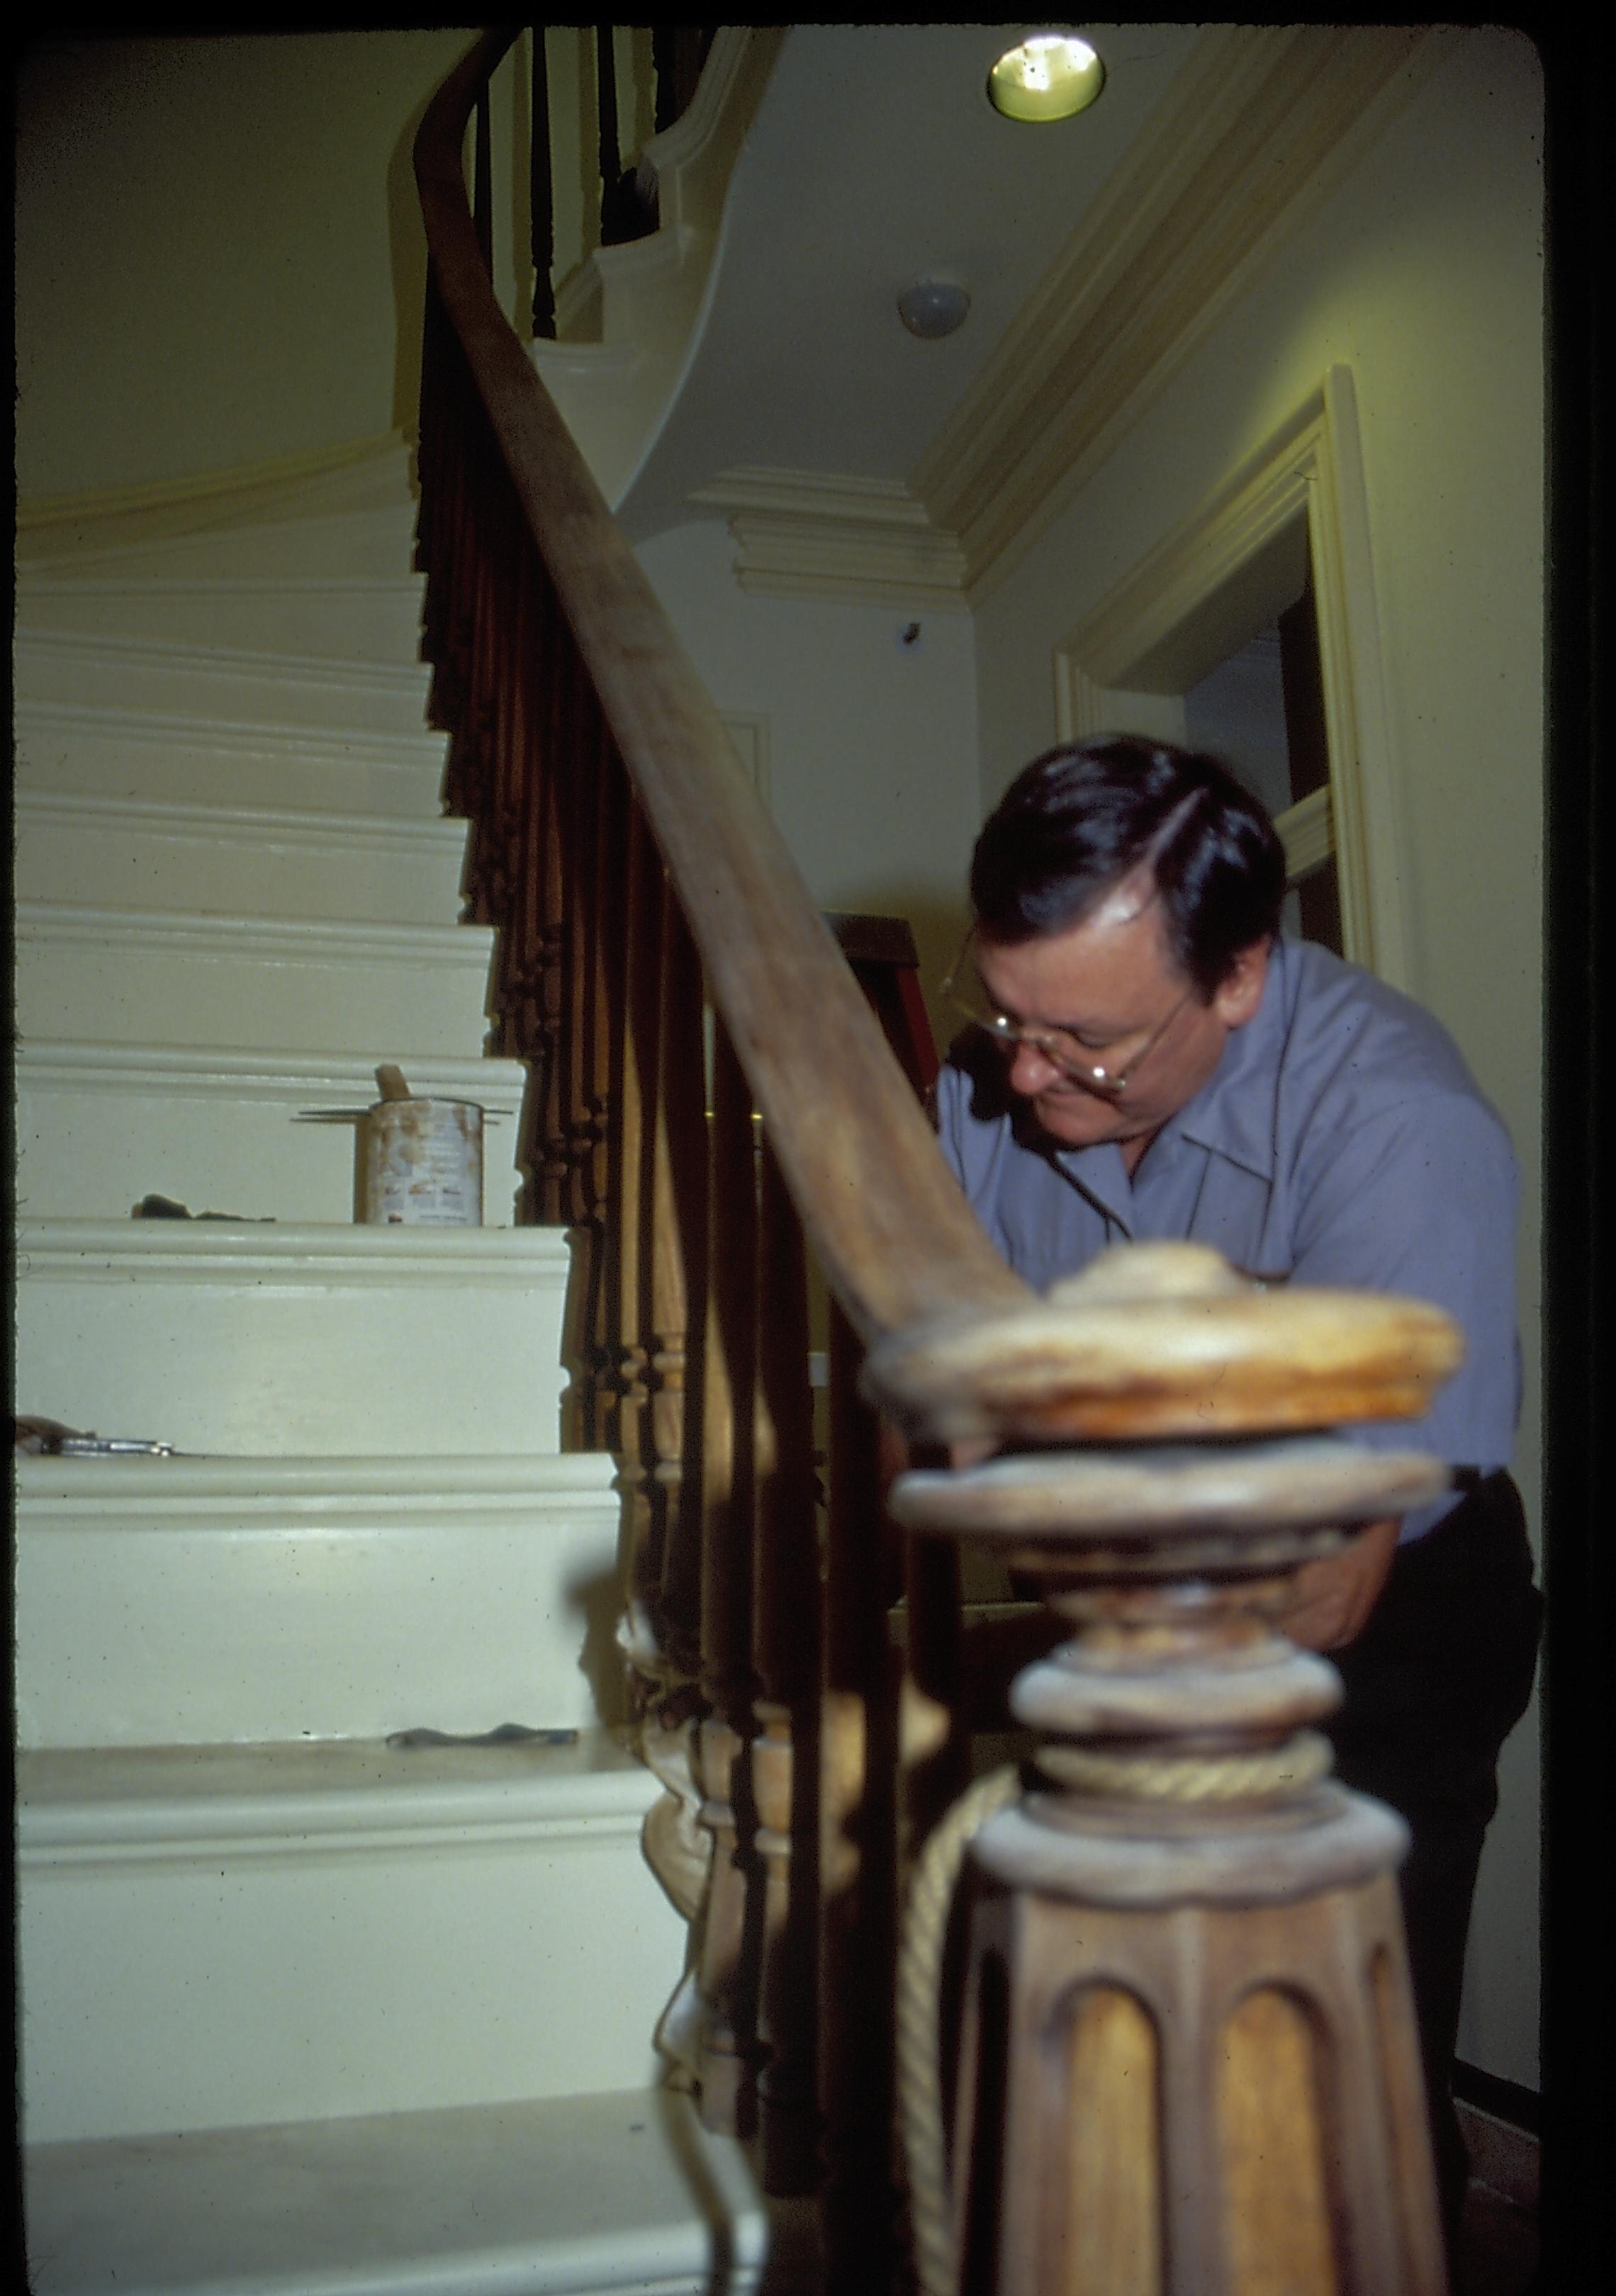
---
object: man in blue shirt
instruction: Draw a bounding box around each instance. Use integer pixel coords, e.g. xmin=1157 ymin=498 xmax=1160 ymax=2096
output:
xmin=936 ymin=734 xmax=1542 ymax=2250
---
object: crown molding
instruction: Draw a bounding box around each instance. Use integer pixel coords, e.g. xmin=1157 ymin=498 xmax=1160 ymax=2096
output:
xmin=693 ymin=466 xmax=969 ymax=609
xmin=913 ymin=25 xmax=1440 ymax=602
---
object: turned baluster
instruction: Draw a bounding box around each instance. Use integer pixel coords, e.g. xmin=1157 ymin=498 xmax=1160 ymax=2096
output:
xmin=532 ymin=625 xmax=580 ymax=1222
xmin=692 ymin=1018 xmax=763 ymax=2134
xmin=649 ymin=895 xmax=707 ymax=1684
xmin=819 ymin=1301 xmax=902 ymax=2294
xmin=609 ymin=803 xmax=661 ymax=1643
xmin=749 ymin=1137 xmax=821 ymax=2193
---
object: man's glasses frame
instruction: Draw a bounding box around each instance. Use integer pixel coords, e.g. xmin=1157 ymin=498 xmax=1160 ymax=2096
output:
xmin=941 ymin=932 xmax=1196 ymax=1101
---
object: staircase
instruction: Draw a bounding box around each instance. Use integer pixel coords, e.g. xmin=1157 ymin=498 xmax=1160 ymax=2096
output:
xmin=12 ymin=455 xmax=770 ymax=2294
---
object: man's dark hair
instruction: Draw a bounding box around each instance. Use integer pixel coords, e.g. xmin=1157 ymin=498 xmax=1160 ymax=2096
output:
xmin=969 ymin=734 xmax=1289 ymax=998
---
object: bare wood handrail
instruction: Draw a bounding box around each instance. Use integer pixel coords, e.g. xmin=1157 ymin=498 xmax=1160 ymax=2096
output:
xmin=414 ymin=29 xmax=1028 ymax=1353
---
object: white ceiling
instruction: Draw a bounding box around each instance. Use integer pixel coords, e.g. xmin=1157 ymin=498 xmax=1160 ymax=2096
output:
xmin=619 ymin=22 xmax=1206 ymax=540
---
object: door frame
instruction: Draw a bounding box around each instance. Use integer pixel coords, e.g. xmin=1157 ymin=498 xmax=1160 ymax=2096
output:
xmin=1051 ymin=365 xmax=1407 ymax=986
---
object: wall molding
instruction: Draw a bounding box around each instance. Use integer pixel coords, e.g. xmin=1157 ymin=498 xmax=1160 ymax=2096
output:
xmin=692 ymin=466 xmax=970 ymax=609
xmin=913 ymin=25 xmax=1439 ymax=602
xmin=1053 ymin=368 xmax=1407 ymax=986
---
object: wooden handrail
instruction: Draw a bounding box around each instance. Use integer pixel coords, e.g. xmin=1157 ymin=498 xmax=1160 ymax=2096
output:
xmin=415 ymin=29 xmax=1027 ymax=1355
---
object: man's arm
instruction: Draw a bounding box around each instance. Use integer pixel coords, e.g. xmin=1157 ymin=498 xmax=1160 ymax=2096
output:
xmin=1275 ymin=1515 xmax=1400 ymax=1651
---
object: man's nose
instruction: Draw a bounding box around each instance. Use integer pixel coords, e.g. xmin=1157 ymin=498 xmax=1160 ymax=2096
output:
xmin=1007 ymin=1036 xmax=1062 ymax=1095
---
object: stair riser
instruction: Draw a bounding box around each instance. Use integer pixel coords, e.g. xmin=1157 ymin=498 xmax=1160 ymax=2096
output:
xmin=15 ymin=633 xmax=435 ymax=741
xmin=15 ymin=804 xmax=471 ymax=925
xmin=16 ymin=912 xmax=496 ymax=1056
xmin=16 ymin=1227 xmax=574 ymax=1456
xmin=16 ymin=580 xmax=431 ymax=665
xmin=15 ymin=706 xmax=450 ymax=819
xmin=19 ymin=1796 xmax=679 ymax=2142
xmin=16 ymin=1473 xmax=624 ymax=1747
xmin=14 ymin=1050 xmax=527 ymax=1224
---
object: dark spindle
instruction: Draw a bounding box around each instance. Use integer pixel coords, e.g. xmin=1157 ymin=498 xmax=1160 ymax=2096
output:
xmin=819 ymin=1303 xmax=901 ymax=2293
xmin=751 ymin=1139 xmax=822 ymax=2193
xmin=692 ymin=1018 xmax=763 ymax=2133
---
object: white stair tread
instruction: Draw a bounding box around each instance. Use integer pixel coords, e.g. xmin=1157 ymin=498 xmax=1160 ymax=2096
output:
xmin=13 ymin=789 xmax=471 ymax=925
xmin=15 ymin=1220 xmax=574 ymax=1457
xmin=15 ymin=572 xmax=429 ymax=666
xmin=16 ymin=901 xmax=497 ymax=1057
xmin=23 ymin=2089 xmax=769 ymax=2296
xmin=14 ymin=698 xmax=451 ymax=817
xmin=14 ymin=1041 xmax=527 ymax=1225
xmin=18 ymin=1728 xmax=665 ymax=1840
xmin=16 ymin=1213 xmax=571 ymax=1277
xmin=18 ymin=1736 xmax=687 ymax=2140
xmin=15 ymin=1451 xmax=622 ymax=1748
xmin=14 ymin=629 xmax=435 ymax=740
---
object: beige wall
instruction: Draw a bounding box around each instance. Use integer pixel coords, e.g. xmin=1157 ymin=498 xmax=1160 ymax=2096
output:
xmin=634 ymin=520 xmax=982 ymax=1018
xmin=13 ymin=30 xmax=471 ymax=500
xmin=971 ymin=26 xmax=1544 ymax=2086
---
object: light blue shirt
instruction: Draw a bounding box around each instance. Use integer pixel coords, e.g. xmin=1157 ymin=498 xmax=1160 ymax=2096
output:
xmin=936 ymin=935 xmax=1521 ymax=1541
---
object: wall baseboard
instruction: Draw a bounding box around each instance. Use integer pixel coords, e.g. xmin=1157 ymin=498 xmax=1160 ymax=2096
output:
xmin=1454 ymin=2061 xmax=1540 ymax=2213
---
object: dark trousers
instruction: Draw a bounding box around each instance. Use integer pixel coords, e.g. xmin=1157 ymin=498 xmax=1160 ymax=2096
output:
xmin=1325 ymin=1472 xmax=1542 ymax=2249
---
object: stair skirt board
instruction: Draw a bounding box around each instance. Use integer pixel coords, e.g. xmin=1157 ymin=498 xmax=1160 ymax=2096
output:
xmin=15 ymin=1222 xmax=576 ymax=1456
xmin=13 ymin=631 xmax=437 ymax=740
xmin=15 ymin=904 xmax=498 ymax=1054
xmin=15 ymin=1451 xmax=624 ymax=1747
xmin=13 ymin=701 xmax=452 ymax=818
xmin=23 ymin=2091 xmax=768 ymax=2296
xmin=13 ymin=1043 xmax=529 ymax=1225
xmin=13 ymin=791 xmax=473 ymax=924
xmin=18 ymin=1736 xmax=688 ymax=2144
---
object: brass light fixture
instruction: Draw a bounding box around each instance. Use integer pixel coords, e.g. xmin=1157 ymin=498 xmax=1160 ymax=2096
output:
xmin=987 ymin=30 xmax=1106 ymax=123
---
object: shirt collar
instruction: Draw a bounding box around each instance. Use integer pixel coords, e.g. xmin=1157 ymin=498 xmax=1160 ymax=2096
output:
xmin=1049 ymin=936 xmax=1289 ymax=1199
xmin=1169 ymin=936 xmax=1288 ymax=1179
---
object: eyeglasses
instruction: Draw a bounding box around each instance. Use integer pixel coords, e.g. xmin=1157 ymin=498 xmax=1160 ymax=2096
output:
xmin=941 ymin=933 xmax=1196 ymax=1100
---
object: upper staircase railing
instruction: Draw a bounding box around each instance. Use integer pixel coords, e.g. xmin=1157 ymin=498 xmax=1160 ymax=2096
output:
xmin=415 ymin=30 xmax=1461 ymax=2296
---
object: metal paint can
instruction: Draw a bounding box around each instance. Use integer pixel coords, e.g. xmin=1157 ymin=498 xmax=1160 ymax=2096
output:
xmin=359 ymin=1096 xmax=483 ymax=1226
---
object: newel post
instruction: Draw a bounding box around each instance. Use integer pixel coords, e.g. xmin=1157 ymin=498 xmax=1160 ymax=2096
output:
xmin=868 ymin=1242 xmax=1458 ymax=2296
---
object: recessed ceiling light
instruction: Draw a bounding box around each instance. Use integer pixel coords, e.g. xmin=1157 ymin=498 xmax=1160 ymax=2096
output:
xmin=987 ymin=31 xmax=1106 ymax=123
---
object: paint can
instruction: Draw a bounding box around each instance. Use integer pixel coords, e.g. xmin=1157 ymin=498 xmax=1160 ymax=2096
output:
xmin=359 ymin=1094 xmax=483 ymax=1226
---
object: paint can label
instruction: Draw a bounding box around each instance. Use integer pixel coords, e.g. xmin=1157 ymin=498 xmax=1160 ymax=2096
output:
xmin=359 ymin=1098 xmax=483 ymax=1225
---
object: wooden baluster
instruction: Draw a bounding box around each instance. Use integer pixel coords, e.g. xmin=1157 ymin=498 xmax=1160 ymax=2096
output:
xmin=819 ymin=1301 xmax=901 ymax=2293
xmin=692 ymin=1016 xmax=761 ymax=2135
xmin=751 ymin=1137 xmax=822 ymax=2194
xmin=554 ymin=684 xmax=610 ymax=1446
xmin=453 ymin=483 xmax=508 ymax=848
xmin=610 ymin=801 xmax=661 ymax=1656
xmin=650 ymin=894 xmax=706 ymax=1683
xmin=471 ymin=530 xmax=539 ymax=934
xmin=532 ymin=624 xmax=578 ymax=1222
xmin=571 ymin=720 xmax=628 ymax=1450
xmin=506 ymin=570 xmax=566 ymax=1205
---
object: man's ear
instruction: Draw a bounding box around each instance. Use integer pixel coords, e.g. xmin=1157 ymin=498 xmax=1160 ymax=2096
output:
xmin=1212 ymin=937 xmax=1271 ymax=1029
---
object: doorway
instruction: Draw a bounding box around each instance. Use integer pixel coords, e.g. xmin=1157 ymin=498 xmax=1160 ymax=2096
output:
xmin=1183 ymin=570 xmax=1345 ymax=956
xmin=1053 ymin=369 xmax=1407 ymax=986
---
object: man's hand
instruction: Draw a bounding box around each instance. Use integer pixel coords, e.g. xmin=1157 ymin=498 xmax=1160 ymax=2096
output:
xmin=1275 ymin=1516 xmax=1399 ymax=1652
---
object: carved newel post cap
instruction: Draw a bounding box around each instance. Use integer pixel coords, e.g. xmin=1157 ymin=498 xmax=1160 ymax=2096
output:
xmin=864 ymin=1238 xmax=1463 ymax=1444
